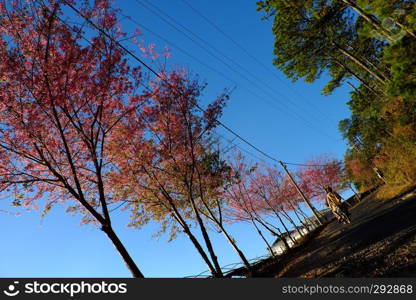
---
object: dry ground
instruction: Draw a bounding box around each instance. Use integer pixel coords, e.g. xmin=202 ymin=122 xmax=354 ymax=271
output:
xmin=229 ymin=186 xmax=416 ymax=277
xmin=271 ymin=187 xmax=416 ymax=277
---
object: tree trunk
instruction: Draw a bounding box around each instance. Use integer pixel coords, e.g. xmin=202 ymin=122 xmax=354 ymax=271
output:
xmin=341 ymin=0 xmax=391 ymax=37
xmin=333 ymin=57 xmax=384 ymax=96
xmin=347 ymin=81 xmax=359 ymax=92
xmin=287 ymin=200 xmax=306 ymax=228
xmin=345 ymin=44 xmax=390 ymax=81
xmin=348 ymin=182 xmax=360 ymax=203
xmin=275 ymin=212 xmax=297 ymax=245
xmin=279 ymin=208 xmax=304 ymax=238
xmin=168 ymin=209 xmax=219 ymax=277
xmin=288 ymin=200 xmax=312 ymax=232
xmin=277 ymin=228 xmax=291 ymax=249
xmin=102 ymin=225 xmax=144 ymax=278
xmin=165 ymin=197 xmax=219 ymax=277
xmin=334 ymin=42 xmax=387 ymax=84
xmin=293 ymin=207 xmax=310 ymax=233
xmin=189 ymin=199 xmax=223 ymax=277
xmin=219 ymin=225 xmax=253 ymax=274
xmin=181 ymin=225 xmax=219 ymax=277
xmin=395 ymin=21 xmax=416 ymax=39
xmin=186 ymin=173 xmax=223 ymax=276
xmin=194 ymin=216 xmax=223 ymax=277
xmin=286 ymin=199 xmax=309 ymax=232
xmin=256 ymin=217 xmax=290 ymax=250
xmin=363 ymin=59 xmax=390 ymax=83
xmin=148 ymin=175 xmax=221 ymax=278
xmin=294 ymin=202 xmax=309 ymax=220
xmin=194 ymin=171 xmax=251 ymax=275
xmin=251 ymin=219 xmax=275 ymax=257
xmin=184 ymin=114 xmax=223 ymax=277
xmin=261 ymin=194 xmax=304 ymax=239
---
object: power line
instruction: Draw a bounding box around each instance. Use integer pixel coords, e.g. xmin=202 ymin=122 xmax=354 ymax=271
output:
xmin=59 ymin=0 xmax=284 ymax=162
xmin=282 ymin=162 xmax=338 ymax=167
xmin=58 ymin=0 xmax=337 ymax=170
xmin=109 ymin=201 xmax=128 ymax=213
xmin=28 ymin=0 xmax=336 ymax=231
xmin=180 ymin=0 xmax=338 ymax=123
xmin=130 ymin=0 xmax=339 ymax=141
xmin=119 ymin=13 xmax=339 ymax=144
xmin=217 ymin=133 xmax=337 ymax=168
xmin=215 ymin=130 xmax=339 ymax=169
xmin=47 ymin=1 xmax=280 ymax=167
xmin=45 ymin=0 xmax=334 ymax=233
xmin=215 ymin=132 xmax=272 ymax=165
xmin=134 ymin=0 xmax=254 ymax=82
xmin=119 ymin=13 xmax=240 ymax=88
xmin=135 ymin=0 xmax=334 ymax=127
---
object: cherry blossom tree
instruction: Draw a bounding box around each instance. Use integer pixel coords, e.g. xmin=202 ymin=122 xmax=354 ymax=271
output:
xmin=108 ymin=69 xmax=251 ymax=277
xmin=225 ymin=155 xmax=338 ymax=254
xmin=248 ymin=167 xmax=300 ymax=244
xmin=223 ymin=158 xmax=279 ymax=256
xmin=296 ymin=154 xmax=346 ymax=204
xmin=223 ymin=155 xmax=311 ymax=253
xmin=0 ymin=0 xmax=151 ymax=277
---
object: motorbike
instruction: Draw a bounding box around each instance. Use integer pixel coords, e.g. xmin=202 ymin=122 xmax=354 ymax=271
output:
xmin=335 ymin=203 xmax=352 ymax=224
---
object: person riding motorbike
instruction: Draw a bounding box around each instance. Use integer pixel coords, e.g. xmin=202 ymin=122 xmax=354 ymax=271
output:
xmin=324 ymin=186 xmax=351 ymax=223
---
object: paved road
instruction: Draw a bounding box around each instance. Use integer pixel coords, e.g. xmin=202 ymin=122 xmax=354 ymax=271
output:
xmin=274 ymin=187 xmax=416 ymax=277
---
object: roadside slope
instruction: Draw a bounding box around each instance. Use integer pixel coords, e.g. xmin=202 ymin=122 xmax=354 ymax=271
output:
xmin=273 ymin=187 xmax=416 ymax=277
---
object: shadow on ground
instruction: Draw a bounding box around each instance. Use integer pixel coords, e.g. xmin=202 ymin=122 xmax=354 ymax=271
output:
xmin=236 ymin=186 xmax=416 ymax=277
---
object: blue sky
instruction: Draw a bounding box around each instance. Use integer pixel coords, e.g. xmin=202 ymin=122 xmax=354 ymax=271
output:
xmin=0 ymin=0 xmax=354 ymax=278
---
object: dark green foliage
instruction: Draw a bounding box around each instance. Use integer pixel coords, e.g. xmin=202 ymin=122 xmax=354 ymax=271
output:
xmin=258 ymin=0 xmax=416 ymax=188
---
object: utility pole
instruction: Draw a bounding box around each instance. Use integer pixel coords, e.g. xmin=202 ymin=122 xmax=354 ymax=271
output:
xmin=279 ymin=161 xmax=323 ymax=226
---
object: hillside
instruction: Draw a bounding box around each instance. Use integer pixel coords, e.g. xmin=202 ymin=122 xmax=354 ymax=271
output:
xmin=228 ymin=187 xmax=416 ymax=277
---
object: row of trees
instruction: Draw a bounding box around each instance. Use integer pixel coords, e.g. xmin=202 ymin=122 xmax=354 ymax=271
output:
xmin=257 ymin=0 xmax=416 ymax=190
xmin=225 ymin=155 xmax=346 ymax=255
xmin=0 ymin=0 xmax=350 ymax=277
